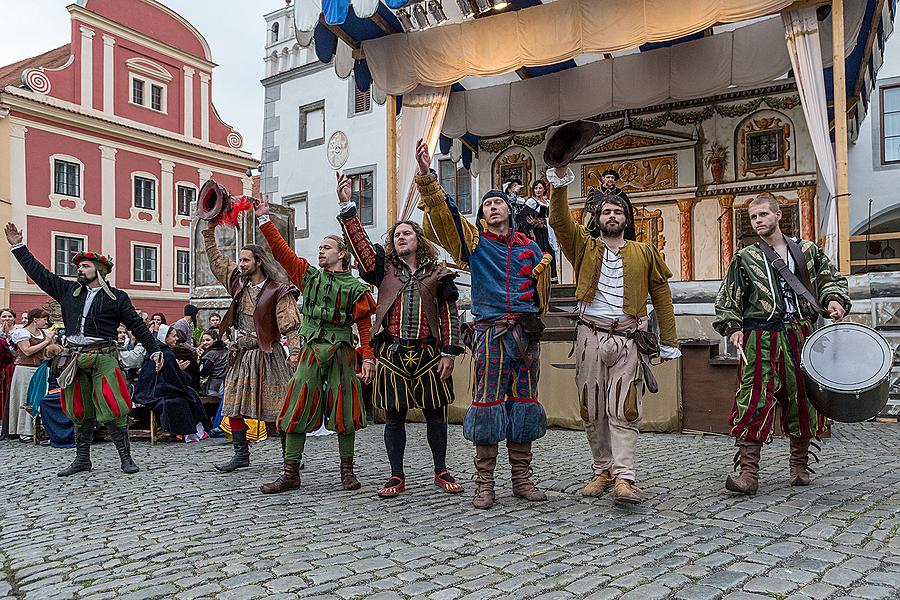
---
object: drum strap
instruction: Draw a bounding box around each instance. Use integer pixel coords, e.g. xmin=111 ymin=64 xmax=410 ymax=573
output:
xmin=758 ymin=241 xmax=829 ymax=318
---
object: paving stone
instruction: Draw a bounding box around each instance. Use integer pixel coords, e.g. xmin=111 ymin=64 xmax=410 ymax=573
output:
xmin=0 ymin=422 xmax=896 ymax=600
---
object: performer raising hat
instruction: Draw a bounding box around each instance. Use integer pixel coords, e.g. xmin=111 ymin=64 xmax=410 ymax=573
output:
xmin=202 ymin=219 xmax=302 ymax=473
xmin=255 ymin=196 xmax=376 ymax=494
xmin=337 ymin=173 xmax=465 ymax=499
xmin=415 ymin=139 xmax=553 ymax=510
xmin=5 ymin=222 xmax=162 ymax=477
xmin=713 ymin=193 xmax=850 ymax=494
xmin=548 ymin=165 xmax=679 ymax=505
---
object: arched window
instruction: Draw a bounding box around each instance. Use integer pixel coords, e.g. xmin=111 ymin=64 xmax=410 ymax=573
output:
xmin=272 ymin=22 xmax=280 ymax=43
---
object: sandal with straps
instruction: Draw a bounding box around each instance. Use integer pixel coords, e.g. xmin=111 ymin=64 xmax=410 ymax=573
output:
xmin=434 ymin=470 xmax=464 ymax=493
xmin=378 ymin=476 xmax=405 ymax=498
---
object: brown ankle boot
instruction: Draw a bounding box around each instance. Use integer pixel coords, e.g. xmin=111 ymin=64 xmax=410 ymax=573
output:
xmin=581 ymin=470 xmax=614 ymax=497
xmin=260 ymin=459 xmax=301 ymax=494
xmin=789 ymin=437 xmax=817 ymax=486
xmin=472 ymin=444 xmax=498 ymax=509
xmin=340 ymin=457 xmax=361 ymax=490
xmin=507 ymin=442 xmax=547 ymax=501
xmin=611 ymin=477 xmax=644 ymax=504
xmin=725 ymin=440 xmax=762 ymax=495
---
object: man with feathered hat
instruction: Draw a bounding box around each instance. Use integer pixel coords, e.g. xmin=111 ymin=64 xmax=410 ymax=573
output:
xmin=414 ymin=139 xmax=554 ymax=510
xmin=5 ymin=222 xmax=162 ymax=476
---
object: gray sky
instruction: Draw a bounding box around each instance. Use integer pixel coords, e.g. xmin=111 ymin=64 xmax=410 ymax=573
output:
xmin=0 ymin=0 xmax=280 ymax=158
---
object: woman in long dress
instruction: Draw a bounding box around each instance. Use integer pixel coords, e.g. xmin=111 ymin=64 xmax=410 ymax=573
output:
xmin=515 ymin=178 xmax=559 ymax=282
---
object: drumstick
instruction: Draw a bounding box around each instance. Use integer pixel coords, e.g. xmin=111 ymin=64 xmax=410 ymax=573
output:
xmin=736 ymin=343 xmax=748 ymax=364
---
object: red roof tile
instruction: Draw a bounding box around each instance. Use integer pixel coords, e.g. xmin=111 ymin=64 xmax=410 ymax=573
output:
xmin=0 ymin=44 xmax=71 ymax=89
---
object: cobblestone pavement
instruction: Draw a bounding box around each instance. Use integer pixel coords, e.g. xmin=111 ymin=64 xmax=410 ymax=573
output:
xmin=0 ymin=422 xmax=898 ymax=600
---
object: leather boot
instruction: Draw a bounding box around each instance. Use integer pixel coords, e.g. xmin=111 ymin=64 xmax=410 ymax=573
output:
xmin=58 ymin=422 xmax=94 ymax=477
xmin=508 ymin=441 xmax=547 ymax=501
xmin=340 ymin=457 xmax=361 ymax=490
xmin=473 ymin=444 xmax=498 ymax=509
xmin=725 ymin=440 xmax=762 ymax=494
xmin=215 ymin=429 xmax=250 ymax=472
xmin=612 ymin=477 xmax=644 ymax=504
xmin=789 ymin=437 xmax=816 ymax=486
xmin=581 ymin=470 xmax=614 ymax=497
xmin=260 ymin=459 xmax=301 ymax=494
xmin=106 ymin=423 xmax=139 ymax=474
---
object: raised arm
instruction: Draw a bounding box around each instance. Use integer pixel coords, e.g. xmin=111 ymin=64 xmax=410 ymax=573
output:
xmin=202 ymin=223 xmax=238 ymax=288
xmin=547 ymin=168 xmax=591 ymax=265
xmin=6 ymin=223 xmax=75 ymax=301
xmin=255 ymin=196 xmax=311 ymax=290
xmin=336 ymin=174 xmax=383 ymax=286
xmin=413 ymin=139 xmax=478 ymax=268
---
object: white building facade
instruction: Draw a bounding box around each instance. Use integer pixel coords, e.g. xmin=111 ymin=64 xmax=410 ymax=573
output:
xmin=849 ymin=32 xmax=900 ymax=271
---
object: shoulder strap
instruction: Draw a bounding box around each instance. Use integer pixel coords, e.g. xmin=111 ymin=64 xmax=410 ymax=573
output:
xmin=757 ymin=241 xmax=827 ymax=317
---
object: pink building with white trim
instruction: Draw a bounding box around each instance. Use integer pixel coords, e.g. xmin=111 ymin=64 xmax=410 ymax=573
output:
xmin=0 ymin=0 xmax=256 ymax=320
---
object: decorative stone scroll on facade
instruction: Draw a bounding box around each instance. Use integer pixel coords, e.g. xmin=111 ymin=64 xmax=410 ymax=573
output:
xmin=677 ymin=198 xmax=695 ymax=281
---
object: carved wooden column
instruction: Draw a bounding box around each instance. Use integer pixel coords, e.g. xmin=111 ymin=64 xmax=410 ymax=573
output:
xmin=677 ymin=197 xmax=695 ymax=280
xmin=718 ymin=194 xmax=735 ymax=275
xmin=798 ymin=185 xmax=816 ymax=241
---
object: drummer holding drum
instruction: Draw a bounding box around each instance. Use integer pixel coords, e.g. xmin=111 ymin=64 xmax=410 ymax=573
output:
xmin=713 ymin=192 xmax=850 ymax=495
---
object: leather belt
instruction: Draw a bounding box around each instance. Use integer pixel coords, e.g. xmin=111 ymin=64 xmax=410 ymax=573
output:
xmin=476 ymin=318 xmax=535 ymax=370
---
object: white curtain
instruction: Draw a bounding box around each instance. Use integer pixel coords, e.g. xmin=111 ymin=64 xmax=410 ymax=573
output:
xmin=362 ymin=0 xmax=799 ymax=94
xmin=783 ymin=8 xmax=838 ymax=261
xmin=396 ymin=87 xmax=451 ymax=221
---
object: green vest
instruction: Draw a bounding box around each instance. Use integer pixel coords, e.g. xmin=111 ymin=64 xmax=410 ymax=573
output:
xmin=298 ymin=268 xmax=370 ymax=345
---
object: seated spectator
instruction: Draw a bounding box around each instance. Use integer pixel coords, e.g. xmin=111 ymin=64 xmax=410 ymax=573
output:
xmin=172 ymin=304 xmax=198 ymax=349
xmin=172 ymin=329 xmax=200 ymax=392
xmin=38 ymin=376 xmax=74 ymax=448
xmin=133 ymin=325 xmax=209 ymax=443
xmin=8 ymin=309 xmax=58 ymax=442
xmin=198 ymin=329 xmax=228 ymax=398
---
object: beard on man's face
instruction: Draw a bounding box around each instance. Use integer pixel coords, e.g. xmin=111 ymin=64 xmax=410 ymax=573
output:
xmin=77 ymin=273 xmax=97 ymax=286
xmin=599 ymin=220 xmax=627 ymax=236
xmin=396 ymin=245 xmax=415 ymax=257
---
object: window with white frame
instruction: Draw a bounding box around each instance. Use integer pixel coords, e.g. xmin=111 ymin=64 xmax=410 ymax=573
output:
xmin=54 ymin=235 xmax=84 ymax=276
xmin=177 ymin=185 xmax=195 ymax=216
xmin=134 ymin=176 xmax=156 ymax=210
xmin=176 ymin=249 xmax=190 ymax=286
xmin=130 ymin=76 xmax=166 ymax=113
xmin=132 ymin=78 xmax=144 ymax=106
xmin=299 ymin=101 xmax=325 ymax=148
xmin=439 ymin=160 xmax=472 ymax=214
xmin=285 ymin=192 xmax=309 ymax=239
xmin=151 ymin=84 xmax=163 ymax=111
xmin=349 ymin=171 xmax=375 ymax=226
xmin=881 ymin=84 xmax=900 ymax=164
xmin=54 ymin=159 xmax=81 ymax=197
xmin=133 ymin=245 xmax=158 ymax=283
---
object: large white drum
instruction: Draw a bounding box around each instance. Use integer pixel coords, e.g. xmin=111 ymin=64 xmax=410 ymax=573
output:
xmin=800 ymin=322 xmax=891 ymax=423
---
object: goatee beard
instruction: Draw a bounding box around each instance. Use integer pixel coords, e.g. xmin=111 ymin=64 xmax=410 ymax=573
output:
xmin=77 ymin=274 xmax=97 ymax=286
